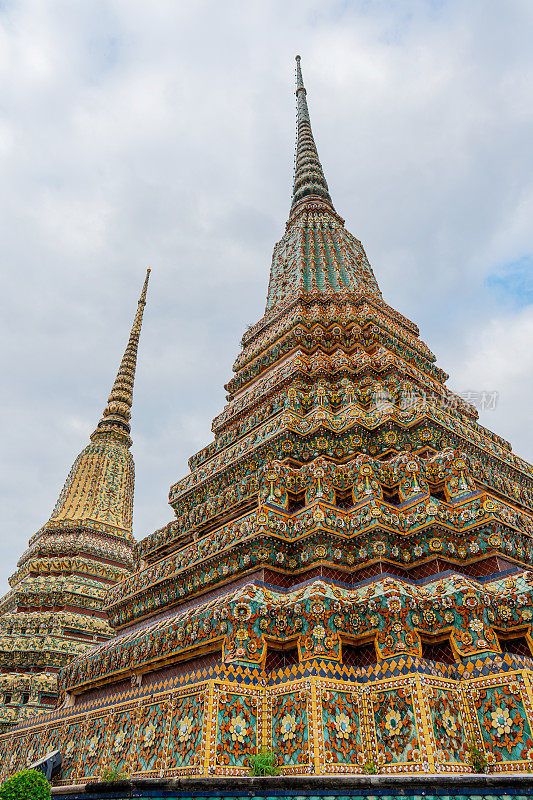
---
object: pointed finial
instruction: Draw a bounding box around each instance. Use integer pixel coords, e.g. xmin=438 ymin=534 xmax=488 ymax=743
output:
xmin=290 ymin=56 xmax=334 ymax=219
xmin=295 ymin=55 xmax=304 ymax=92
xmin=91 ymin=269 xmax=151 ymax=447
xmin=139 ymin=267 xmax=150 ymax=305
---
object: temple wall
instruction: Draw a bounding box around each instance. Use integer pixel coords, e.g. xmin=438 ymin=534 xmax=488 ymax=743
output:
xmin=2 ymin=662 xmax=533 ymax=783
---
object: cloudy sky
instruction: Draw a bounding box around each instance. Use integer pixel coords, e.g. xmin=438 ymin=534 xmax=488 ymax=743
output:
xmin=0 ymin=0 xmax=532 ymax=593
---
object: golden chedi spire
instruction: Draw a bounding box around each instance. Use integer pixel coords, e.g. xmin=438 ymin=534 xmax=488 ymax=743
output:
xmin=43 ymin=269 xmax=151 ymax=538
xmin=265 ymin=57 xmax=381 ymax=311
xmin=91 ymin=268 xmax=150 ymax=447
xmin=0 ymin=270 xmax=150 ymax=731
xmin=290 ymin=55 xmax=335 ymax=218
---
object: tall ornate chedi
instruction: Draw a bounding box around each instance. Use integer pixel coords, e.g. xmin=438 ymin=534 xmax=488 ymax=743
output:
xmin=0 ymin=270 xmax=150 ymax=732
xmin=2 ymin=59 xmax=533 ymax=783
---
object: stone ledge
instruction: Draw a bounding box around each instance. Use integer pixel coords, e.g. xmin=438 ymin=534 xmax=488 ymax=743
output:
xmin=51 ymin=773 xmax=533 ymax=798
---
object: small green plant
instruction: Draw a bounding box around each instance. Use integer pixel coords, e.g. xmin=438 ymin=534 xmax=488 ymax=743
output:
xmin=465 ymin=739 xmax=488 ymax=773
xmin=362 ymin=759 xmax=378 ymax=774
xmin=99 ymin=762 xmax=130 ymax=782
xmin=0 ymin=769 xmax=50 ymax=800
xmin=248 ymin=749 xmax=281 ymax=776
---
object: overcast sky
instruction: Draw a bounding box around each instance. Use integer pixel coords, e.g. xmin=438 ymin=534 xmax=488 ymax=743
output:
xmin=1 ymin=0 xmax=532 ymax=594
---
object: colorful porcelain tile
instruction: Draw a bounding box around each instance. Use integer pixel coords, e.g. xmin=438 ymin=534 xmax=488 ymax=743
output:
xmin=132 ymin=700 xmax=169 ymax=774
xmin=320 ymin=685 xmax=364 ymax=769
xmin=77 ymin=716 xmax=109 ymax=779
xmin=166 ymin=690 xmax=206 ymax=772
xmin=470 ymin=677 xmax=533 ymax=769
xmin=370 ymin=683 xmax=421 ymax=768
xmin=214 ymin=689 xmax=258 ymax=770
xmin=271 ymin=686 xmax=312 ymax=772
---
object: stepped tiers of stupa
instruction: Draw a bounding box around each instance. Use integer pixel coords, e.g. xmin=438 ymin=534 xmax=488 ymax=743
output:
xmin=0 ymin=271 xmax=150 ymax=732
xmin=2 ymin=58 xmax=533 ymax=783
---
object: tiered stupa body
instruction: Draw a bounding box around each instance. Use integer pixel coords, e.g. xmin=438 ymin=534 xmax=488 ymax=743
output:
xmin=0 ymin=271 xmax=150 ymax=732
xmin=2 ymin=60 xmax=533 ymax=782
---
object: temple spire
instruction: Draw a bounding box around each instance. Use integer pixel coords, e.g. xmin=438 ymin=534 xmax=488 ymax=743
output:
xmin=91 ymin=268 xmax=150 ymax=447
xmin=290 ymin=55 xmax=335 ymax=218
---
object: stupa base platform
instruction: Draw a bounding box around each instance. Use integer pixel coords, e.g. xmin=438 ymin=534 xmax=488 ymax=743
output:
xmin=50 ymin=774 xmax=533 ymax=799
xmin=3 ymin=659 xmax=533 ymax=783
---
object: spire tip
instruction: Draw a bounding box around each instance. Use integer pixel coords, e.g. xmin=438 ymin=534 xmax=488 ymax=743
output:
xmin=92 ymin=270 xmax=150 ymax=446
xmin=290 ymin=57 xmax=334 ymax=217
xmin=139 ymin=268 xmax=151 ymax=305
xmin=295 ymin=53 xmax=305 ymax=94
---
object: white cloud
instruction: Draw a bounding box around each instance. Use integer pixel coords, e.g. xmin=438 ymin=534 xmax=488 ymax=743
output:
xmin=447 ymin=306 xmax=533 ymax=462
xmin=458 ymin=309 xmax=533 ymax=388
xmin=0 ymin=0 xmax=532 ymax=592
